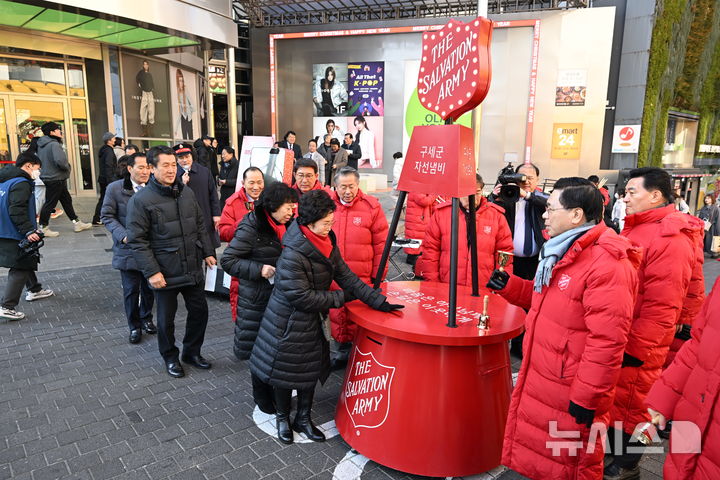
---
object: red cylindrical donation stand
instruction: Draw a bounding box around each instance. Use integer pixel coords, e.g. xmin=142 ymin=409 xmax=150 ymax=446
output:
xmin=334 ymin=281 xmax=525 ymax=478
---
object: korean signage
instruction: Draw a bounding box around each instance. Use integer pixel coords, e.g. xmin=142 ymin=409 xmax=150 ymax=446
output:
xmin=348 ymin=62 xmax=384 ymax=116
xmin=208 ymin=65 xmax=226 ymax=94
xmin=611 ymin=124 xmax=641 ymax=153
xmin=417 ymin=17 xmax=493 ymax=120
xmin=550 ymin=123 xmax=583 ymax=160
xmin=555 ymin=69 xmax=587 ymax=106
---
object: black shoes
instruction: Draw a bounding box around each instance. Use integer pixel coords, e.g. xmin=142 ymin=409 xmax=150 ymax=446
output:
xmin=292 ymin=389 xmax=325 ymax=442
xmin=274 ymin=388 xmax=294 ymax=444
xmin=129 ymin=329 xmax=141 ymax=344
xmin=165 ymin=361 xmax=185 ymax=378
xmin=142 ymin=320 xmax=157 ymax=334
xmin=181 ymin=354 xmax=211 ymax=369
xmin=603 ymin=462 xmax=640 ymax=480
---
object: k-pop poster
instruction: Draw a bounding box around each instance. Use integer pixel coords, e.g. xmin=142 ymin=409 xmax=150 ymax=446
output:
xmin=347 ymin=62 xmax=384 ymax=116
xmin=312 ymin=63 xmax=349 ymax=116
xmin=313 ymin=116 xmax=345 ymax=145
xmin=169 ymin=66 xmax=200 ymax=141
xmin=121 ymin=54 xmax=171 ymax=139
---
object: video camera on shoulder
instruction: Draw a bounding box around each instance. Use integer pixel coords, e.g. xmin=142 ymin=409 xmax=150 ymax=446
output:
xmin=497 ymin=163 xmax=527 ymax=203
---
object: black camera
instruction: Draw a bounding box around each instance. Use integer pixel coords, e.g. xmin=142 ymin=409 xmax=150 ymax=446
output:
xmin=496 ymin=164 xmax=527 ymax=203
xmin=18 ymin=230 xmax=44 ymax=258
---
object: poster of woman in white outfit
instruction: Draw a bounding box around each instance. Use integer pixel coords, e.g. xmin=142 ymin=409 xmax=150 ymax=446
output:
xmin=350 ymin=115 xmax=382 ymax=169
xmin=170 ymin=67 xmax=199 ymax=141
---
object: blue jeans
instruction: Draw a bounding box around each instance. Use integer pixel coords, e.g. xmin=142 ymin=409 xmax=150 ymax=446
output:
xmin=120 ymin=269 xmax=154 ymax=331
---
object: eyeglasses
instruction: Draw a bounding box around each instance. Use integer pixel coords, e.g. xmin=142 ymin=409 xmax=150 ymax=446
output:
xmin=545 ymin=206 xmax=569 ymax=213
xmin=296 ymin=173 xmax=315 ymax=180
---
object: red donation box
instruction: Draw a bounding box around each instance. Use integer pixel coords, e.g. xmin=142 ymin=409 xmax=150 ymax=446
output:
xmin=397 ymin=124 xmax=476 ymax=198
xmin=335 ymin=282 xmax=525 ymax=477
xmin=418 ymin=17 xmax=493 ymax=121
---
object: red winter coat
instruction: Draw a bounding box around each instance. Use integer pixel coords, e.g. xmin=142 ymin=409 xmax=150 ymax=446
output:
xmin=610 ymin=205 xmax=705 ymax=435
xmin=417 ymin=197 xmax=513 ymax=286
xmin=218 ymin=188 xmax=255 ymax=322
xmin=292 ymin=180 xmax=323 ymax=197
xmin=665 ymin=214 xmax=705 ymax=367
xmin=646 ymin=277 xmax=720 ymax=480
xmin=499 ymin=223 xmax=641 ymax=480
xmin=403 ymin=193 xmax=440 ymax=255
xmin=329 ymin=189 xmax=388 ymax=343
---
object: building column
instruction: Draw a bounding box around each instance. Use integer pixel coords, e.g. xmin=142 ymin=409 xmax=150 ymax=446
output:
xmin=226 ymin=47 xmax=238 ymax=150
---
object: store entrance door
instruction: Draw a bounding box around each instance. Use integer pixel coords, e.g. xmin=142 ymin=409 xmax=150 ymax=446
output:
xmin=8 ymin=97 xmax=80 ymax=194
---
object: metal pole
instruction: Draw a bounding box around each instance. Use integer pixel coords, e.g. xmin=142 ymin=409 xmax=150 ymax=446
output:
xmin=467 ymin=194 xmax=479 ymax=296
xmin=447 ymin=197 xmax=460 ymax=327
xmin=477 ymin=0 xmax=488 ymax=17
xmin=374 ymin=191 xmax=408 ymax=289
xmin=226 ymin=47 xmax=238 ymax=150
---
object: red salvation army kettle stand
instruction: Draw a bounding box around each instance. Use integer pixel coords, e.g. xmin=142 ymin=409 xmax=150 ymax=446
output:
xmin=334 ymin=16 xmax=526 ymax=477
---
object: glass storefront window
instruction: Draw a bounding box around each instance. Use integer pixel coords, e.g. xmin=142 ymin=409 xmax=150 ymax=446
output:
xmin=0 ymin=98 xmax=10 ymax=168
xmin=14 ymin=99 xmax=65 ymax=153
xmin=70 ymin=98 xmax=93 ymax=190
xmin=67 ymin=64 xmax=85 ymax=97
xmin=0 ymin=57 xmax=66 ymax=96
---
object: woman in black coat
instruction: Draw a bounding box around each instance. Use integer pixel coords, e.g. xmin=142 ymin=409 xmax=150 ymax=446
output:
xmin=249 ymin=190 xmax=403 ymax=444
xmin=220 ymin=182 xmax=298 ymax=414
xmin=697 ymin=193 xmax=720 ymax=256
xmin=218 ymin=146 xmax=239 ymax=206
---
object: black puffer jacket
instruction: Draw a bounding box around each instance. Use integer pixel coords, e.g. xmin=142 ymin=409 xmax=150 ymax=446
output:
xmin=220 ymin=205 xmax=284 ymax=360
xmin=249 ymin=221 xmax=386 ymax=390
xmin=126 ymin=176 xmax=214 ymax=289
xmin=0 ymin=166 xmax=38 ymax=270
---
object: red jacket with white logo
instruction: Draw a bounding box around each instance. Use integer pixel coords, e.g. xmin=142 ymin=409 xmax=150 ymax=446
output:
xmin=610 ymin=205 xmax=705 ymax=434
xmin=218 ymin=188 xmax=255 ymax=322
xmin=499 ymin=223 xmax=641 ymax=480
xmin=417 ymin=196 xmax=513 ymax=286
xmin=329 ymin=189 xmax=388 ymax=343
xmin=403 ymin=193 xmax=440 ymax=255
xmin=646 ymin=277 xmax=720 ymax=480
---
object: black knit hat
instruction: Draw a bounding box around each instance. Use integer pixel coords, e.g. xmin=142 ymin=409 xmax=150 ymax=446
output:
xmin=41 ymin=122 xmax=61 ymax=136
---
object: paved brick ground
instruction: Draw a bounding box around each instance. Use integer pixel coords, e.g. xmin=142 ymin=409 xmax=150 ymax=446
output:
xmin=1 ymin=195 xmax=713 ymax=479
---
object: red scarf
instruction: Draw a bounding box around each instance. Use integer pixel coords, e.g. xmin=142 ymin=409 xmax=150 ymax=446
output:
xmin=300 ymin=225 xmax=333 ymax=258
xmin=265 ymin=211 xmax=287 ymax=242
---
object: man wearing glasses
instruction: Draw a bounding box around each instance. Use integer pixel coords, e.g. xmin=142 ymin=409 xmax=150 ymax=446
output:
xmin=292 ymin=158 xmax=324 ymax=197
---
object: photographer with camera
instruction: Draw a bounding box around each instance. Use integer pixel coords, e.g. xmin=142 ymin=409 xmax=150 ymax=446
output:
xmin=0 ymin=153 xmax=54 ymax=321
xmin=490 ymin=162 xmax=548 ymax=358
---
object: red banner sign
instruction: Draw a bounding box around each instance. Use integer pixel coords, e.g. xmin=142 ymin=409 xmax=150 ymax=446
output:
xmin=417 ymin=17 xmax=493 ymax=121
xmin=397 ymin=124 xmax=476 ymax=198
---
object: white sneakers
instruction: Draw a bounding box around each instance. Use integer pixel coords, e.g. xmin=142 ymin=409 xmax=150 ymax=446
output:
xmin=72 ymin=220 xmax=92 ymax=232
xmin=41 ymin=226 xmax=60 ymax=237
xmin=25 ymin=289 xmax=54 ymax=302
xmin=0 ymin=307 xmax=25 ymax=321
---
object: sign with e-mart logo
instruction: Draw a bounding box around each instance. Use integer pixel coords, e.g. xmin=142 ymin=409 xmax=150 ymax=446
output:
xmin=612 ymin=124 xmax=641 ymax=153
xmin=551 ymin=123 xmax=583 ymax=160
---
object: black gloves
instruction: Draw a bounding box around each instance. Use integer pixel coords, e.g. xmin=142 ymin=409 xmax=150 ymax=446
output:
xmin=343 ymin=290 xmax=357 ymax=303
xmin=568 ymin=401 xmax=595 ymax=428
xmin=621 ymin=352 xmax=644 ymax=368
xmin=486 ymin=269 xmax=510 ymax=291
xmin=675 ymin=324 xmax=692 ymax=341
xmin=377 ymin=302 xmax=404 ymax=313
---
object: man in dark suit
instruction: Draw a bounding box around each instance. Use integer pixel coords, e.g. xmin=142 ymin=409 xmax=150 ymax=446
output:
xmin=277 ymin=130 xmax=302 ymax=160
xmin=490 ymin=163 xmax=548 ymax=358
xmin=343 ymin=133 xmax=362 ymax=170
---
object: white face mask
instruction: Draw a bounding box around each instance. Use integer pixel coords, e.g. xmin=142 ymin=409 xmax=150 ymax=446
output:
xmin=31 ymin=169 xmax=41 ymax=180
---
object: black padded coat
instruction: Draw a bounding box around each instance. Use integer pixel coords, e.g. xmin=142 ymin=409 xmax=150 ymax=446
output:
xmin=220 ymin=205 xmax=283 ymax=360
xmin=249 ymin=221 xmax=386 ymax=390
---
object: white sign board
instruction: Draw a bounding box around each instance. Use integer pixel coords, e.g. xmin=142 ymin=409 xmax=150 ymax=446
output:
xmin=612 ymin=125 xmax=641 ymax=153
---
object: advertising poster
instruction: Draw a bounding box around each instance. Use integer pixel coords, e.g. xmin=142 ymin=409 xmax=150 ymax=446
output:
xmin=198 ymin=74 xmax=208 ymax=137
xmin=402 ymin=60 xmax=472 ymax=153
xmin=208 ymin=65 xmax=226 ymax=94
xmin=169 ymin=66 xmax=200 ymax=142
xmin=551 ymin=123 xmax=583 ymax=159
xmin=611 ymin=124 xmax=641 ymax=153
xmin=236 ymin=135 xmax=277 ymax=187
xmin=312 ymin=63 xmax=349 ymax=116
xmin=347 ymin=62 xmax=384 ymax=116
xmin=121 ymin=54 xmax=171 ymax=139
xmin=313 ymin=116 xmax=345 ymax=144
xmin=555 ymin=69 xmax=587 ymax=106
xmin=347 ymin=115 xmax=383 ymax=169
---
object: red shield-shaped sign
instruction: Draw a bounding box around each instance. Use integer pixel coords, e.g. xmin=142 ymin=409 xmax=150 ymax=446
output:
xmin=397 ymin=124 xmax=476 ymax=198
xmin=417 ymin=17 xmax=493 ymax=121
xmin=342 ymin=347 xmax=396 ymax=429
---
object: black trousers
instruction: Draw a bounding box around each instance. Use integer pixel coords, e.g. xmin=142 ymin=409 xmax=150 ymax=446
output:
xmin=92 ymin=181 xmax=109 ymax=223
xmin=607 ymin=427 xmax=645 ymax=469
xmin=120 ymin=269 xmax=154 ymax=331
xmin=154 ymin=282 xmax=208 ymax=362
xmin=510 ymin=255 xmax=539 ymax=355
xmin=1 ymin=268 xmax=41 ymax=309
xmin=39 ymin=180 xmax=77 ymax=226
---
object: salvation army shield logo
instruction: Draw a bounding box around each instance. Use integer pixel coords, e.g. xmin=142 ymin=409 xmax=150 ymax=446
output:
xmin=417 ymin=17 xmax=493 ymax=121
xmin=353 ymin=216 xmax=362 ymax=226
xmin=343 ymin=348 xmax=395 ymax=429
xmin=558 ymin=274 xmax=571 ymax=291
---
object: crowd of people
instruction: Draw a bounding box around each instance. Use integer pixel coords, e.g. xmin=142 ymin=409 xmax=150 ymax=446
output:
xmin=4 ymin=122 xmax=720 ymax=479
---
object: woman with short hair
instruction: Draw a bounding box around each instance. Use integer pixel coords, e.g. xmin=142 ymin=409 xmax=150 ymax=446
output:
xmin=250 ymin=190 xmax=402 ymax=444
